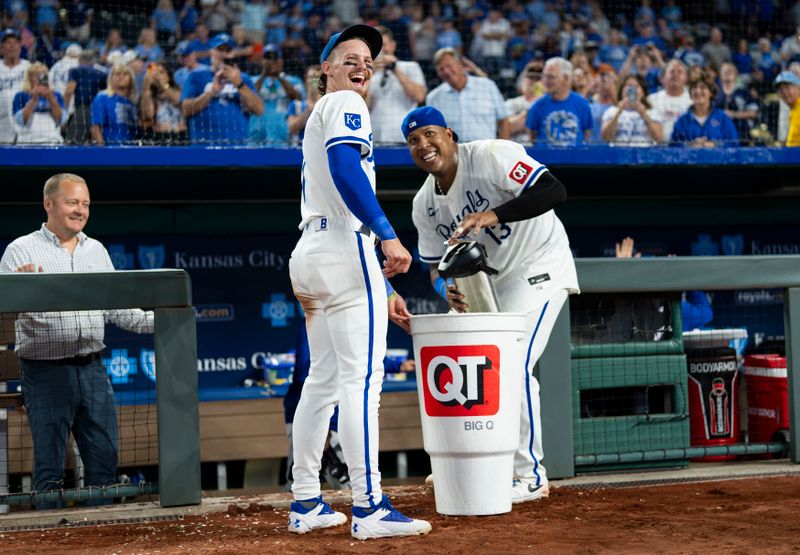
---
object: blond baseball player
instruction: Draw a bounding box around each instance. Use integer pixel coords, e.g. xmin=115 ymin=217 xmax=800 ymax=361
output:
xmin=399 ymin=106 xmax=579 ymax=503
xmin=287 ymin=25 xmax=431 ymax=539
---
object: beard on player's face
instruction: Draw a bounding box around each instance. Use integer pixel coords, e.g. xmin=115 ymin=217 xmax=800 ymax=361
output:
xmin=324 ymin=39 xmax=374 ymax=99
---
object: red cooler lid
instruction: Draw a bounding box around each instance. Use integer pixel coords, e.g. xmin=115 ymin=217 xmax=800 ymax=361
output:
xmin=744 ymin=354 xmax=786 ymax=368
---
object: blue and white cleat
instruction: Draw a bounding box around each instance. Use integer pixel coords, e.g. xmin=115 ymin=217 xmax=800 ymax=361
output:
xmin=287 ymin=496 xmax=347 ymax=534
xmin=351 ymin=495 xmax=432 ymax=540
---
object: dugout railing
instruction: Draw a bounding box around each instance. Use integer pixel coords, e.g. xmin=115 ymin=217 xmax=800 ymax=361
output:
xmin=540 ymin=255 xmax=800 ymax=479
xmin=0 ymin=270 xmax=199 ymax=508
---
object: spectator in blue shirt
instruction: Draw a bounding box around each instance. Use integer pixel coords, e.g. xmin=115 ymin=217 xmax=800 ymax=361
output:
xmin=632 ymin=23 xmax=667 ymax=54
xmin=265 ymin=2 xmax=287 ymax=46
xmin=189 ymin=22 xmax=212 ymax=65
xmin=91 ymin=63 xmax=139 ymax=145
xmin=714 ymin=63 xmax=759 ymax=144
xmin=34 ymin=0 xmax=58 ymax=33
xmin=179 ymin=0 xmax=199 ymax=36
xmin=599 ymin=29 xmax=630 ymax=73
xmin=64 ymin=0 xmax=92 ymax=44
xmin=134 ymin=28 xmax=164 ymax=63
xmin=620 ymin=43 xmax=664 ymax=94
xmin=12 ymin=61 xmax=67 ymax=143
xmin=733 ymin=38 xmax=753 ymax=75
xmin=249 ymin=44 xmax=303 ymax=145
xmin=180 ymin=33 xmax=263 ymax=144
xmin=436 ymin=18 xmax=463 ymax=52
xmin=64 ymin=50 xmax=108 ymax=144
xmin=672 ymin=75 xmax=739 ymax=146
xmin=99 ymin=28 xmax=126 ymax=66
xmin=673 ymin=35 xmax=705 ymax=68
xmin=753 ymin=37 xmax=780 ymax=81
xmin=151 ymin=0 xmax=179 ymax=45
xmin=661 ymin=0 xmax=683 ymax=28
xmin=526 ymin=56 xmax=593 ymax=146
xmin=173 ymin=41 xmax=207 ymax=89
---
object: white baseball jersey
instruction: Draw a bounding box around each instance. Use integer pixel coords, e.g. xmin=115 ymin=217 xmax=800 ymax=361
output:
xmin=412 ymin=139 xmax=579 ymax=295
xmin=49 ymin=56 xmax=79 ymax=114
xmin=298 ymin=90 xmax=375 ymax=232
xmin=0 ymin=59 xmax=30 ymax=143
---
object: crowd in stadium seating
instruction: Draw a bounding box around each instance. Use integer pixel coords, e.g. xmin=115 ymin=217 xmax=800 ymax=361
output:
xmin=1 ymin=0 xmax=799 ymax=147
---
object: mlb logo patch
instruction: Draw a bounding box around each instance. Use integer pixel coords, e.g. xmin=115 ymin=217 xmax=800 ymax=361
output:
xmin=344 ymin=112 xmax=362 ymax=131
xmin=509 ymin=161 xmax=533 ymax=184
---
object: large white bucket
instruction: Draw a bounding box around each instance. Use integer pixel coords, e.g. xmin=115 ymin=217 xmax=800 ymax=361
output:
xmin=410 ymin=312 xmax=529 ymax=515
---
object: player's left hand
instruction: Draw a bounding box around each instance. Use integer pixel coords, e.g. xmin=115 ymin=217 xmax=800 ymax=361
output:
xmin=446 ymin=282 xmax=469 ymax=313
xmin=448 ymin=210 xmax=499 ymax=244
xmin=388 ymin=292 xmax=412 ymax=333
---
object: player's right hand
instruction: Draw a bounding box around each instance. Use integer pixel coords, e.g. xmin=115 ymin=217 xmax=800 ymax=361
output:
xmin=380 ymin=238 xmax=412 ymax=278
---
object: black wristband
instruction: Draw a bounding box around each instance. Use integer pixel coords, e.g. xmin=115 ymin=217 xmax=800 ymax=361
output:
xmin=236 ymin=81 xmax=246 ymax=89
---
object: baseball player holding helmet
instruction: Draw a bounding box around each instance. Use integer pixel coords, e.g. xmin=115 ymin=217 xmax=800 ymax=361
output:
xmin=287 ymin=24 xmax=431 ymax=539
xmin=399 ymin=106 xmax=579 ymax=503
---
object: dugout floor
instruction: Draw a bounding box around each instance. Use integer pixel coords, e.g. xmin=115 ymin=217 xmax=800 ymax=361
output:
xmin=2 ymin=459 xmax=800 ymax=532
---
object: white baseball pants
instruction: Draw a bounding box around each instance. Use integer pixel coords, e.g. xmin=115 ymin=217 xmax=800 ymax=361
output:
xmin=496 ymin=263 xmax=571 ymax=488
xmin=288 ymin=226 xmax=387 ymax=509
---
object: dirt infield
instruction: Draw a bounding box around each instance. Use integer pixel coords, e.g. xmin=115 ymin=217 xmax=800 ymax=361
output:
xmin=3 ymin=476 xmax=800 ymax=554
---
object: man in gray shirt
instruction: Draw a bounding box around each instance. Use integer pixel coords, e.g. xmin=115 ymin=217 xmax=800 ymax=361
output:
xmin=0 ymin=173 xmax=153 ymax=508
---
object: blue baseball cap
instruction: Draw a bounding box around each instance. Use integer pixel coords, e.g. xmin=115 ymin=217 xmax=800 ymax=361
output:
xmin=209 ymin=33 xmax=235 ymax=50
xmin=0 ymin=28 xmax=20 ymax=43
xmin=320 ymin=24 xmax=382 ymax=64
xmin=775 ymin=71 xmax=800 ymax=87
xmin=401 ymin=106 xmax=459 ymax=142
xmin=176 ymin=41 xmax=193 ymax=56
xmin=263 ymin=43 xmax=283 ymax=58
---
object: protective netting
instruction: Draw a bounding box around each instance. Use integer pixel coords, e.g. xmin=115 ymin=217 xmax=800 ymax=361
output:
xmin=570 ymin=288 xmax=789 ymax=470
xmin=0 ymin=1 xmax=797 ymax=146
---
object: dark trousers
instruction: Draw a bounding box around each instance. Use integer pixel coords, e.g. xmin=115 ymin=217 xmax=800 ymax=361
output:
xmin=21 ymin=358 xmax=119 ymax=508
xmin=64 ymin=105 xmax=93 ymax=144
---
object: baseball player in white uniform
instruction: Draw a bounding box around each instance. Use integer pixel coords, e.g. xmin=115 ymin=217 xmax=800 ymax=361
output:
xmin=400 ymin=106 xmax=579 ymax=503
xmin=0 ymin=29 xmax=30 ymax=144
xmin=287 ymin=25 xmax=431 ymax=540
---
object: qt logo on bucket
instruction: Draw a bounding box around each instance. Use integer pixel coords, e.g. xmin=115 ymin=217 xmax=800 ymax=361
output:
xmin=420 ymin=345 xmax=500 ymax=417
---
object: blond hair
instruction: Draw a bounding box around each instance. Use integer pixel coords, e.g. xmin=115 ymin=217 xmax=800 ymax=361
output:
xmin=43 ymin=173 xmax=87 ymax=199
xmin=106 ymin=63 xmax=137 ymax=101
xmin=21 ymin=62 xmax=48 ymax=93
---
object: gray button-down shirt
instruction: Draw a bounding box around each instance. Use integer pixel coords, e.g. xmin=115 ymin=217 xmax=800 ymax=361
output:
xmin=0 ymin=224 xmax=154 ymax=359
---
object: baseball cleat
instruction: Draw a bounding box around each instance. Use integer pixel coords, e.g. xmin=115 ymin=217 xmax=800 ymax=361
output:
xmin=288 ymin=496 xmax=347 ymax=534
xmin=351 ymin=495 xmax=432 ymax=539
xmin=511 ymin=478 xmax=550 ymax=504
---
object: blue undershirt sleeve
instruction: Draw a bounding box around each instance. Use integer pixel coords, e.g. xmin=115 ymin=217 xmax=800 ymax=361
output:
xmin=327 ymin=143 xmax=397 ymax=241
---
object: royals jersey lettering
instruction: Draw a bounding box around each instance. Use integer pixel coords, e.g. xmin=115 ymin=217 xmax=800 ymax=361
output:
xmin=411 ymin=140 xmax=578 ymax=293
xmin=0 ymin=59 xmax=30 ymax=143
xmin=298 ymin=90 xmax=375 ymax=231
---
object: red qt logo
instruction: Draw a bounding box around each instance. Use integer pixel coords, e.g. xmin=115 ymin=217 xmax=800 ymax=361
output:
xmin=508 ymin=161 xmax=532 ymax=184
xmin=420 ymin=345 xmax=500 ymax=417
